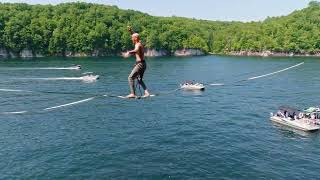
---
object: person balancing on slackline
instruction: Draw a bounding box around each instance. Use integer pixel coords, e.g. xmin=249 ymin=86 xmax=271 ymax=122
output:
xmin=123 ymin=26 xmax=150 ymax=98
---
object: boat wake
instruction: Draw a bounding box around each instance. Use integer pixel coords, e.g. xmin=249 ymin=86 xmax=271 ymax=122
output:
xmin=209 ymin=83 xmax=225 ymax=86
xmin=1 ymin=66 xmax=81 ymax=70
xmin=11 ymin=75 xmax=99 ymax=82
xmin=0 ymin=88 xmax=32 ymax=92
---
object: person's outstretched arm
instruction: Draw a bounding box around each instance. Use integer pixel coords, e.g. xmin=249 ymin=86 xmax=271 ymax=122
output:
xmin=128 ymin=43 xmax=140 ymax=54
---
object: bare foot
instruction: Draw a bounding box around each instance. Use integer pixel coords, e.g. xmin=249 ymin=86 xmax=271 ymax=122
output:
xmin=126 ymin=94 xmax=137 ymax=98
xmin=142 ymin=90 xmax=150 ymax=98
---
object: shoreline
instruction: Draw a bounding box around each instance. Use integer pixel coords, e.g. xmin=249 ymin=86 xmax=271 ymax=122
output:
xmin=222 ymin=51 xmax=320 ymax=58
xmin=2 ymin=50 xmax=320 ymax=59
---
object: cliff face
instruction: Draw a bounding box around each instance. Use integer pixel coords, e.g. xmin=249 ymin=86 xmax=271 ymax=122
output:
xmin=0 ymin=48 xmax=205 ymax=58
xmin=0 ymin=48 xmax=103 ymax=58
xmin=144 ymin=49 xmax=205 ymax=57
xmin=20 ymin=49 xmax=33 ymax=58
xmin=0 ymin=48 xmax=8 ymax=58
xmin=144 ymin=49 xmax=168 ymax=57
xmin=174 ymin=49 xmax=204 ymax=56
xmin=4 ymin=48 xmax=320 ymax=58
xmin=0 ymin=48 xmax=35 ymax=58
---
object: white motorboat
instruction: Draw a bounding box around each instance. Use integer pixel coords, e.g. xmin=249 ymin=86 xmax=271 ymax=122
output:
xmin=81 ymin=74 xmax=99 ymax=82
xmin=180 ymin=81 xmax=205 ymax=90
xmin=270 ymin=106 xmax=320 ymax=132
xmin=70 ymin=65 xmax=81 ymax=70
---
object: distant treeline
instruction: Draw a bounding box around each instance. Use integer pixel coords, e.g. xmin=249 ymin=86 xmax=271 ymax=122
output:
xmin=0 ymin=1 xmax=320 ymax=56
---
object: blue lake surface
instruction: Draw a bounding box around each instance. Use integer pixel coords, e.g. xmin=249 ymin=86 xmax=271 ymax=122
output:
xmin=0 ymin=55 xmax=320 ymax=179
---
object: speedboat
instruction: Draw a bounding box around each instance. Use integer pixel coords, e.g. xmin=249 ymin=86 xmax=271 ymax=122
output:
xmin=180 ymin=81 xmax=205 ymax=90
xmin=270 ymin=106 xmax=320 ymax=131
xmin=70 ymin=65 xmax=81 ymax=70
xmin=81 ymin=74 xmax=99 ymax=81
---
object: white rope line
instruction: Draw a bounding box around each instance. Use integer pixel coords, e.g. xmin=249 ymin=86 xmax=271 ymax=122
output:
xmin=209 ymin=62 xmax=304 ymax=86
xmin=44 ymin=97 xmax=96 ymax=111
xmin=247 ymin=62 xmax=304 ymax=80
xmin=0 ymin=97 xmax=96 ymax=115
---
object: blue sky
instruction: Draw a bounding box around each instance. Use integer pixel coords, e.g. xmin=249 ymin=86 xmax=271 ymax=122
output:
xmin=0 ymin=0 xmax=315 ymax=21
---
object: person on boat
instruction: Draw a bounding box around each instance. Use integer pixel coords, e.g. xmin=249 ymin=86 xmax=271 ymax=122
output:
xmin=123 ymin=26 xmax=150 ymax=98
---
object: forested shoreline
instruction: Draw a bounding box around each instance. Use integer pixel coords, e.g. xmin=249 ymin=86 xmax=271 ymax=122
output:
xmin=0 ymin=1 xmax=320 ymax=58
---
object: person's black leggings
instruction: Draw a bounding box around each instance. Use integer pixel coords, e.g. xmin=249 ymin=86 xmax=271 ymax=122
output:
xmin=128 ymin=62 xmax=147 ymax=94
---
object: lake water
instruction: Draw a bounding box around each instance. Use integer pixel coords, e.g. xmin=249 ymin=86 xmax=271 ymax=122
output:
xmin=0 ymin=55 xmax=320 ymax=179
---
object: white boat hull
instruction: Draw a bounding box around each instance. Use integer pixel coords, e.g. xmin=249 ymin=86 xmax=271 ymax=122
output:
xmin=180 ymin=84 xmax=205 ymax=91
xmin=270 ymin=116 xmax=320 ymax=131
xmin=81 ymin=75 xmax=99 ymax=82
